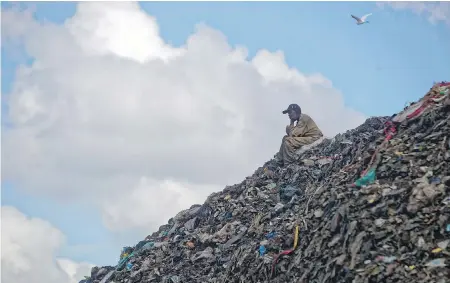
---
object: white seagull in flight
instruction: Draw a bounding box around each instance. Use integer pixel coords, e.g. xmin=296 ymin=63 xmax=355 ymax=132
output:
xmin=351 ymin=13 xmax=372 ymax=25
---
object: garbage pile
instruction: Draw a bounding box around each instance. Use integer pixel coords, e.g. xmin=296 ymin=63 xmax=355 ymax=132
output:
xmin=81 ymin=82 xmax=450 ymax=283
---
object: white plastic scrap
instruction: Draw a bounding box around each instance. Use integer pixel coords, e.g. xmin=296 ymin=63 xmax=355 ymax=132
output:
xmin=99 ymin=270 xmax=115 ymax=283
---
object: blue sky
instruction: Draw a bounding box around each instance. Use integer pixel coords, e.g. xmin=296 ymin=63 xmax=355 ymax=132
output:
xmin=2 ymin=1 xmax=450 ymax=267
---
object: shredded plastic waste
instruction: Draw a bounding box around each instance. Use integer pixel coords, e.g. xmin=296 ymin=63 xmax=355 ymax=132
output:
xmin=80 ymin=81 xmax=450 ymax=283
xmin=354 ymin=168 xmax=376 ymax=187
xmin=271 ymin=225 xmax=299 ymax=276
xmin=259 ymin=245 xmax=266 ymax=256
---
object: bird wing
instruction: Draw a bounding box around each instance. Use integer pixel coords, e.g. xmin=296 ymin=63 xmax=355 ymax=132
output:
xmin=351 ymin=15 xmax=361 ymax=22
xmin=361 ymin=13 xmax=372 ymax=21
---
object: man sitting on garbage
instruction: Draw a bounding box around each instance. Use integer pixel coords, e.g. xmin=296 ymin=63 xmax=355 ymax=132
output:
xmin=276 ymin=103 xmax=323 ymax=166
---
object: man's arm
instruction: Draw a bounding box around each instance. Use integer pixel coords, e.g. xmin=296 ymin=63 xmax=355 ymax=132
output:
xmin=285 ymin=115 xmax=323 ymax=147
xmin=286 ymin=119 xmax=298 ymax=135
xmin=291 ymin=115 xmax=323 ymax=138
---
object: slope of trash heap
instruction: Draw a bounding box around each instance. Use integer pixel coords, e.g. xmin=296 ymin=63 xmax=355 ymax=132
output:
xmin=81 ymin=82 xmax=450 ymax=283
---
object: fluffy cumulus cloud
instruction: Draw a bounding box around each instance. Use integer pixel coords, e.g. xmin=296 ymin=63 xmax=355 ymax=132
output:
xmin=1 ymin=206 xmax=94 ymax=283
xmin=377 ymin=1 xmax=450 ymax=26
xmin=2 ymin=2 xmax=366 ymax=232
xmin=102 ymin=178 xmax=220 ymax=231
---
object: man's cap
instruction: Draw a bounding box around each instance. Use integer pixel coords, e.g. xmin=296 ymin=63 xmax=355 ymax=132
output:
xmin=282 ymin=104 xmax=301 ymax=114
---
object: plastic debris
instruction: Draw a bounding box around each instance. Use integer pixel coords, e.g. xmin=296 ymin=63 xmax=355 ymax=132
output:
xmin=125 ymin=262 xmax=133 ymax=271
xmin=438 ymin=240 xmax=449 ymax=249
xmin=375 ymin=256 xmax=397 ymax=263
xmin=80 ymin=82 xmax=450 ymax=283
xmin=425 ymin=258 xmax=446 ymax=268
xmin=266 ymin=232 xmax=276 ymax=239
xmin=259 ymin=245 xmax=266 ymax=256
xmin=354 ymin=168 xmax=376 ymax=187
xmin=432 ymin=248 xmax=442 ymax=254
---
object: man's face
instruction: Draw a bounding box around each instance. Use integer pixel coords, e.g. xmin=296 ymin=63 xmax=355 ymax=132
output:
xmin=288 ymin=110 xmax=300 ymax=121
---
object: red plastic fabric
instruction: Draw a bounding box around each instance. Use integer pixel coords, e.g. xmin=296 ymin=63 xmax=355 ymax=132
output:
xmin=406 ymin=102 xmax=428 ymax=120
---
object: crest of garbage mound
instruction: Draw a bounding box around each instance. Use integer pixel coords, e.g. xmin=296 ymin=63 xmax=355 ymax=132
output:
xmin=81 ymin=82 xmax=450 ymax=283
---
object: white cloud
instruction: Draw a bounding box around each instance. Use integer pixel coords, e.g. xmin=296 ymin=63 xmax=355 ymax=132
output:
xmin=57 ymin=258 xmax=94 ymax=283
xmin=1 ymin=2 xmax=366 ymax=232
xmin=377 ymin=1 xmax=450 ymax=26
xmin=0 ymin=206 xmax=94 ymax=283
xmin=101 ymin=177 xmax=220 ymax=231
